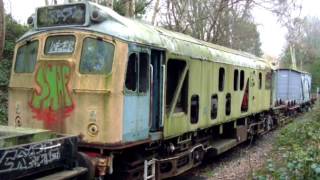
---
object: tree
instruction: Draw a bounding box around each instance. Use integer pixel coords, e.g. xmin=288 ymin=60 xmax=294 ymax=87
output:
xmin=124 ymin=0 xmax=135 ymax=17
xmin=160 ymin=0 xmax=263 ymax=56
xmin=254 ymin=0 xmax=304 ymax=68
xmin=0 ymin=14 xmax=29 ymax=124
xmin=280 ymin=17 xmax=320 ymax=90
xmin=151 ymin=0 xmax=160 ymax=25
xmin=0 ymin=0 xmax=4 ymax=59
xmin=84 ymin=0 xmax=150 ymax=18
xmin=3 ymin=15 xmax=29 ymax=59
xmin=113 ymin=0 xmax=152 ymax=18
xmin=95 ymin=0 xmax=114 ymax=8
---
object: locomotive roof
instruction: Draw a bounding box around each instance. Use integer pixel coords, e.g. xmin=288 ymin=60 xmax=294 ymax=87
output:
xmin=20 ymin=1 xmax=271 ymax=70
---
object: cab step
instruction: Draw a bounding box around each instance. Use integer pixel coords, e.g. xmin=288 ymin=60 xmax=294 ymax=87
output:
xmin=209 ymin=138 xmax=238 ymax=156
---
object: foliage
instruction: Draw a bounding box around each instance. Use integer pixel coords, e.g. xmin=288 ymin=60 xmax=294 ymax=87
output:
xmin=0 ymin=14 xmax=29 ymax=124
xmin=3 ymin=15 xmax=29 ymax=59
xmin=0 ymin=59 xmax=12 ymax=124
xmin=113 ymin=0 xmax=151 ymax=18
xmin=229 ymin=18 xmax=262 ymax=57
xmin=0 ymin=0 xmax=4 ymax=58
xmin=280 ymin=17 xmax=320 ymax=91
xmin=254 ymin=107 xmax=320 ymax=179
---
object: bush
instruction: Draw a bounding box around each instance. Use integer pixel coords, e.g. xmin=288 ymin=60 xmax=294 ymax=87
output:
xmin=0 ymin=59 xmax=12 ymax=124
xmin=255 ymin=108 xmax=320 ymax=179
xmin=0 ymin=14 xmax=29 ymax=124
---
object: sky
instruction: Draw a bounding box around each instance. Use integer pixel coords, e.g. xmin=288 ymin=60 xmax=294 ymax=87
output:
xmin=3 ymin=0 xmax=320 ymax=58
xmin=252 ymin=0 xmax=320 ymax=58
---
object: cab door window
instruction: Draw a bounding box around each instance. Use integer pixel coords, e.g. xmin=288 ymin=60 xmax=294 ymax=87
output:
xmin=125 ymin=53 xmax=138 ymax=91
xmin=125 ymin=52 xmax=149 ymax=93
xmin=139 ymin=53 xmax=149 ymax=93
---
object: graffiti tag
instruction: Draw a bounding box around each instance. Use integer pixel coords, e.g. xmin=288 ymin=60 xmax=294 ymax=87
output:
xmin=38 ymin=5 xmax=86 ymax=27
xmin=29 ymin=62 xmax=75 ymax=127
xmin=0 ymin=142 xmax=61 ymax=173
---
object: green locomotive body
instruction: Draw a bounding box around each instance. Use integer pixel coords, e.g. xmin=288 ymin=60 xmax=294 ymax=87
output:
xmin=7 ymin=2 xmax=292 ymax=179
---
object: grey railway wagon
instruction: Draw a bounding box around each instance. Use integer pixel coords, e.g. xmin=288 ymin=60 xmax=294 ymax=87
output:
xmin=273 ymin=68 xmax=312 ymax=105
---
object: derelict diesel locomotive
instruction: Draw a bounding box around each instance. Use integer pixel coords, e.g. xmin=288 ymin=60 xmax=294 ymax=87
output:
xmin=7 ymin=1 xmax=313 ymax=179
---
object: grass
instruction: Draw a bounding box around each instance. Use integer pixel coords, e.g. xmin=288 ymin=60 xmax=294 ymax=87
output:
xmin=253 ymin=103 xmax=320 ymax=180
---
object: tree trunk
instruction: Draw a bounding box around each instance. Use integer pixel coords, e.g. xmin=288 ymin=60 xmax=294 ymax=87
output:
xmin=290 ymin=44 xmax=297 ymax=70
xmin=0 ymin=0 xmax=5 ymax=59
xmin=151 ymin=0 xmax=160 ymax=25
xmin=125 ymin=0 xmax=135 ymax=17
xmin=99 ymin=0 xmax=113 ymax=8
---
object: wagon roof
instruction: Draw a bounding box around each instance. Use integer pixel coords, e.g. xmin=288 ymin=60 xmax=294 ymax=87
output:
xmin=20 ymin=2 xmax=272 ymax=70
xmin=276 ymin=68 xmax=311 ymax=75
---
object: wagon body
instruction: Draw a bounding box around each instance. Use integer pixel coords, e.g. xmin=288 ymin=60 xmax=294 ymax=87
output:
xmin=0 ymin=126 xmax=84 ymax=179
xmin=273 ymin=69 xmax=312 ymax=105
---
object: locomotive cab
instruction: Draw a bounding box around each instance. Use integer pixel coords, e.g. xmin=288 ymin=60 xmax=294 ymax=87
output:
xmin=8 ymin=2 xmax=165 ymax=147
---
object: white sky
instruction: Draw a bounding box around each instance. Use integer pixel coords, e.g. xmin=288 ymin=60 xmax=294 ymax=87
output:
xmin=3 ymin=0 xmax=320 ymax=58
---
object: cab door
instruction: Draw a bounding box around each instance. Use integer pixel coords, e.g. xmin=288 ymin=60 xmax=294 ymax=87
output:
xmin=123 ymin=46 xmax=151 ymax=143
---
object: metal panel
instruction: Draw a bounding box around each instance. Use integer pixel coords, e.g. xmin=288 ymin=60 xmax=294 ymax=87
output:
xmin=288 ymin=71 xmax=302 ymax=103
xmin=123 ymin=95 xmax=150 ymax=142
xmin=301 ymin=73 xmax=312 ymax=102
xmin=0 ymin=128 xmax=78 ymax=179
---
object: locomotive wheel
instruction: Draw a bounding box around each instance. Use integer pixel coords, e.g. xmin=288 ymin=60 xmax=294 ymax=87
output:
xmin=77 ymin=152 xmax=95 ymax=180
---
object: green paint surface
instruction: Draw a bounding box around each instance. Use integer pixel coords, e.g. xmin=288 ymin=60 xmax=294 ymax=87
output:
xmin=29 ymin=62 xmax=74 ymax=126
